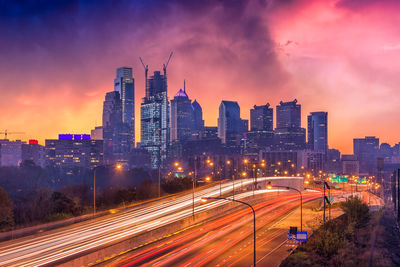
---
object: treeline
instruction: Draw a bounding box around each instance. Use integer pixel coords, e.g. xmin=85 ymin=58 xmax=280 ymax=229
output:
xmin=0 ymin=161 xmax=196 ymax=232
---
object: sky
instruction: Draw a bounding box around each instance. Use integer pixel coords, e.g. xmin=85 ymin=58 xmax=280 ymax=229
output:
xmin=0 ymin=0 xmax=400 ymax=154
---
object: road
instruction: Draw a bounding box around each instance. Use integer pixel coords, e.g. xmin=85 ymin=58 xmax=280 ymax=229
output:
xmin=106 ymin=191 xmax=322 ymax=267
xmin=0 ymin=177 xmax=298 ymax=266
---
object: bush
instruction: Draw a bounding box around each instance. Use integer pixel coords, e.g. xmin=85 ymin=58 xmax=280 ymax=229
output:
xmin=340 ymin=196 xmax=370 ymax=228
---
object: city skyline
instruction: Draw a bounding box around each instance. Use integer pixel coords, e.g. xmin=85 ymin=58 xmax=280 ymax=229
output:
xmin=1 ymin=0 xmax=400 ymax=154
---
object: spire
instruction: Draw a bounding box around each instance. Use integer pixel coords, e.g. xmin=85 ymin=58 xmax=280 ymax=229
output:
xmin=184 ymin=79 xmax=186 ymax=93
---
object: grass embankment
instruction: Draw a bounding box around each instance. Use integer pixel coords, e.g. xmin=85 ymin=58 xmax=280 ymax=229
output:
xmin=281 ymin=196 xmax=391 ymax=267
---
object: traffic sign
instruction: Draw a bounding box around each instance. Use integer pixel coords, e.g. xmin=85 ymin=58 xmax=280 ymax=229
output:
xmin=296 ymin=231 xmax=307 ymax=241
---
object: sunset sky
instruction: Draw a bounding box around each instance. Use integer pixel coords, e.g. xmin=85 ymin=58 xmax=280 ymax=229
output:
xmin=1 ymin=0 xmax=399 ymax=154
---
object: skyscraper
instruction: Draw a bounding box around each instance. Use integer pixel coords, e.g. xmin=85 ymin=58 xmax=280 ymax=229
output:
xmin=307 ymin=112 xmax=328 ymax=153
xmin=246 ymin=103 xmax=274 ymax=153
xmin=250 ymin=103 xmax=273 ymax=132
xmin=114 ymin=67 xmax=135 ymax=149
xmin=192 ymin=99 xmax=204 ymax=134
xmin=276 ymin=99 xmax=301 ymax=129
xmin=141 ymin=70 xmax=170 ymax=169
xmin=218 ymin=101 xmax=242 ymax=145
xmin=274 ymin=99 xmax=306 ymax=150
xmin=170 ymin=82 xmax=194 ymax=142
xmin=102 ymin=91 xmax=130 ymax=163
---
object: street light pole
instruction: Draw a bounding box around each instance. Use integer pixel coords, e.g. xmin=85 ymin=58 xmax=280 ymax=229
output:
xmin=192 ymin=156 xmax=197 ymax=218
xmin=201 ymin=197 xmax=256 ymax=266
xmin=267 ymin=183 xmax=303 ymax=231
xmin=93 ymin=168 xmax=97 ymax=216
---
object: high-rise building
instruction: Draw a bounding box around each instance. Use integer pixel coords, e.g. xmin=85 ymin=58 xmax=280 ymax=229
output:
xmin=246 ymin=103 xmax=274 ymax=152
xmin=353 ymin=136 xmax=379 ymax=175
xmin=114 ymin=67 xmax=135 ymax=149
xmin=218 ymin=101 xmax=242 ymax=147
xmin=250 ymin=104 xmax=273 ymax=132
xmin=141 ymin=70 xmax=170 ymax=169
xmin=192 ymin=99 xmax=204 ymax=134
xmin=274 ymin=99 xmax=306 ymax=150
xmin=170 ymin=82 xmax=194 ymax=142
xmin=307 ymin=112 xmax=328 ymax=153
xmin=102 ymin=91 xmax=130 ymax=163
xmin=276 ymin=99 xmax=301 ymax=129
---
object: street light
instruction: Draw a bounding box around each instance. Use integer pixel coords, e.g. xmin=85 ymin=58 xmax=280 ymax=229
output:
xmin=201 ymin=197 xmax=257 ymax=266
xmin=267 ymin=182 xmax=303 ymax=231
xmin=93 ymin=163 xmax=122 ymax=216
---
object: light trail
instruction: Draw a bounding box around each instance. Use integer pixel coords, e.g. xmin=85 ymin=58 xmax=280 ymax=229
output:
xmin=112 ymin=192 xmax=321 ymax=267
xmin=0 ymin=177 xmax=301 ymax=266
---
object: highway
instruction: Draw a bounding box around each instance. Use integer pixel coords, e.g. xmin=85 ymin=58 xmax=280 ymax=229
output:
xmin=107 ymin=191 xmax=322 ymax=267
xmin=0 ymin=177 xmax=301 ymax=266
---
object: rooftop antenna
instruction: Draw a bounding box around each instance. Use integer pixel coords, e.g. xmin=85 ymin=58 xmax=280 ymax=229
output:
xmin=139 ymin=57 xmax=149 ymax=97
xmin=163 ymin=51 xmax=173 ymax=76
xmin=184 ymin=79 xmax=186 ymax=93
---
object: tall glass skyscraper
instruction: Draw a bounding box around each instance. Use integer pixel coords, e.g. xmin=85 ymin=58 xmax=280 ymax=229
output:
xmin=218 ymin=101 xmax=241 ymax=145
xmin=114 ymin=67 xmax=135 ymax=150
xmin=102 ymin=91 xmax=130 ymax=163
xmin=170 ymin=84 xmax=194 ymax=142
xmin=192 ymin=100 xmax=204 ymax=134
xmin=141 ymin=71 xmax=170 ymax=169
xmin=307 ymin=112 xmax=328 ymax=153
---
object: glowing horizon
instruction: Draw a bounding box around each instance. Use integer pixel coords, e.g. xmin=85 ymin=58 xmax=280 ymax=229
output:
xmin=1 ymin=0 xmax=400 ymax=154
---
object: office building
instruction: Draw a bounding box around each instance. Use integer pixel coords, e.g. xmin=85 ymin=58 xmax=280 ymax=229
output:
xmin=170 ymin=83 xmax=194 ymax=142
xmin=308 ymin=112 xmax=328 ymax=153
xmin=114 ymin=67 xmax=135 ymax=148
xmin=102 ymin=91 xmax=130 ymax=164
xmin=141 ymin=70 xmax=170 ymax=169
xmin=192 ymin=99 xmax=204 ymax=134
xmin=21 ymin=140 xmax=45 ymax=167
xmin=0 ymin=139 xmax=23 ymax=166
xmin=247 ymin=103 xmax=274 ymax=152
xmin=274 ymin=100 xmax=306 ymax=150
xmin=45 ymin=134 xmax=103 ymax=169
xmin=353 ymin=136 xmax=379 ymax=175
xmin=341 ymin=154 xmax=359 ymax=175
xmin=218 ymin=101 xmax=242 ymax=145
xmin=276 ymin=99 xmax=301 ymax=128
xmin=250 ymin=104 xmax=273 ymax=132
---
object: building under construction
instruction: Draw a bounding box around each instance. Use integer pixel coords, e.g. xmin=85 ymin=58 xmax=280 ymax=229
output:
xmin=140 ymin=53 xmax=172 ymax=169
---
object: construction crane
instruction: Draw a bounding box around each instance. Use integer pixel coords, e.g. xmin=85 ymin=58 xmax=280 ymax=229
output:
xmin=163 ymin=51 xmax=173 ymax=76
xmin=139 ymin=57 xmax=149 ymax=96
xmin=0 ymin=129 xmax=25 ymax=139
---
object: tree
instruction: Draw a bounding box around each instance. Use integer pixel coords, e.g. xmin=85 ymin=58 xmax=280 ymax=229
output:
xmin=0 ymin=187 xmax=14 ymax=232
xmin=340 ymin=196 xmax=370 ymax=228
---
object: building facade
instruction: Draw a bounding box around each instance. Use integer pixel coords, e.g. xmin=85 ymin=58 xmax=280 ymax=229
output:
xmin=307 ymin=112 xmax=328 ymax=153
xmin=114 ymin=67 xmax=135 ymax=148
xmin=45 ymin=134 xmax=103 ymax=169
xmin=274 ymin=99 xmax=306 ymax=151
xmin=141 ymin=70 xmax=170 ymax=169
xmin=217 ymin=101 xmax=242 ymax=145
xmin=102 ymin=91 xmax=130 ymax=164
xmin=353 ymin=136 xmax=379 ymax=175
xmin=170 ymin=86 xmax=194 ymax=142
